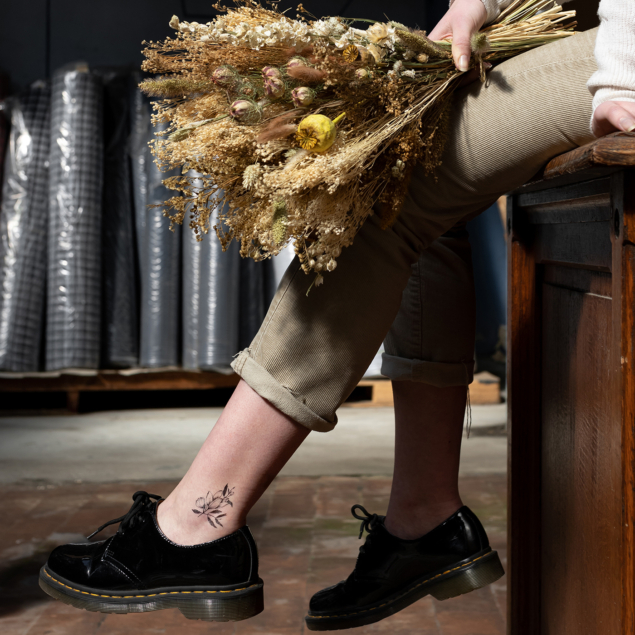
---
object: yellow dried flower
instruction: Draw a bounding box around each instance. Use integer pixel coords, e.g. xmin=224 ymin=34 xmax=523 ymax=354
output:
xmin=343 ymin=45 xmax=359 ymax=62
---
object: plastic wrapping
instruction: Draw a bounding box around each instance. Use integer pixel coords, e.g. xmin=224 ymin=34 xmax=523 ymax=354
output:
xmin=99 ymin=71 xmax=138 ymax=368
xmin=138 ymin=119 xmax=181 ymax=368
xmin=239 ymin=257 xmax=269 ymax=351
xmin=182 ymin=179 xmax=203 ymax=370
xmin=0 ymin=81 xmax=51 ymax=371
xmin=129 ymin=77 xmax=151 ymax=275
xmin=197 ymin=196 xmax=240 ymax=373
xmin=266 ymin=245 xmax=296 ymax=302
xmin=46 ymin=65 xmax=104 ymax=371
xmin=0 ymin=72 xmax=10 ymax=203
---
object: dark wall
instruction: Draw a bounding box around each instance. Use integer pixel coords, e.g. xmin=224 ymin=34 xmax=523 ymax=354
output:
xmin=0 ymin=0 xmax=447 ymax=92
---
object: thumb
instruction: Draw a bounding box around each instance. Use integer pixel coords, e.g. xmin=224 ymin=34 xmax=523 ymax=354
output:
xmin=451 ymin=20 xmax=474 ymax=72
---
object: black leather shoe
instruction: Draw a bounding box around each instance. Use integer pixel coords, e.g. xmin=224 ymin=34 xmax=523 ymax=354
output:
xmin=39 ymin=491 xmax=263 ymax=622
xmin=305 ymin=504 xmax=504 ymax=631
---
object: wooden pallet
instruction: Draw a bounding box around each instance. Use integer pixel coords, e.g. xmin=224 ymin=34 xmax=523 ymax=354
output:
xmin=0 ymin=369 xmax=500 ymax=412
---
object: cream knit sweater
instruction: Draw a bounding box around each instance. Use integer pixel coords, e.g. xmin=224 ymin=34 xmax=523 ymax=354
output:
xmin=461 ymin=0 xmax=635 ymax=114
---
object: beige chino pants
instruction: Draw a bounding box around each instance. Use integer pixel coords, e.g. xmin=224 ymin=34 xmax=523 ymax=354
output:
xmin=232 ymin=28 xmax=598 ymax=432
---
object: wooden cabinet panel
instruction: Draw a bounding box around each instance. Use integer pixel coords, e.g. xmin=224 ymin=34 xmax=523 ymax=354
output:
xmin=540 ymin=273 xmax=621 ymax=634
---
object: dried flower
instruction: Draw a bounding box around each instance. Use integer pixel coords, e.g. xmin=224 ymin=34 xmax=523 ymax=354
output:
xmin=367 ymin=23 xmax=394 ymax=45
xmin=286 ymin=56 xmax=308 ymax=69
xmin=343 ymin=45 xmax=359 ymax=62
xmin=229 ymin=99 xmax=263 ymax=124
xmin=262 ymin=66 xmax=282 ymax=80
xmin=395 ymin=29 xmax=451 ymax=58
xmin=212 ymin=65 xmax=238 ymax=87
xmin=286 ymin=65 xmax=327 ymax=83
xmin=393 ymin=60 xmax=404 ymax=73
xmin=291 ymin=86 xmax=315 ymax=107
xmin=367 ymin=44 xmax=386 ymax=63
xmin=402 ymin=69 xmax=416 ymax=79
xmin=354 ymin=68 xmax=371 ymax=81
xmin=264 ymin=77 xmax=286 ymax=99
xmin=169 ymin=15 xmax=180 ymax=29
xmin=296 ymin=113 xmax=345 ymax=152
xmin=271 ymin=200 xmax=288 ymax=245
xmin=242 ymin=164 xmax=261 ymax=189
xmin=416 ymin=53 xmax=429 ymax=63
xmin=471 ymin=32 xmax=491 ymax=54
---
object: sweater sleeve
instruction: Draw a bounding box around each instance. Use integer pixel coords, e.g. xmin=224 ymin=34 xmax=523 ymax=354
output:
xmin=587 ymin=0 xmax=635 ymax=112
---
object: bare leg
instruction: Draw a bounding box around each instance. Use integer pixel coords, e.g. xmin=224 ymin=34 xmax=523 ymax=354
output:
xmin=384 ymin=381 xmax=466 ymax=540
xmin=157 ymin=380 xmax=310 ymax=545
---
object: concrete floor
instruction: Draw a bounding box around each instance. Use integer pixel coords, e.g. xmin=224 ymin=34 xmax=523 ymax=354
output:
xmin=0 ymin=404 xmax=506 ymax=484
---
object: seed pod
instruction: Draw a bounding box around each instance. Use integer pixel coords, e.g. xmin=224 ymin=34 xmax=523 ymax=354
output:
xmin=291 ymin=86 xmax=315 ymax=107
xmin=262 ymin=66 xmax=283 ymax=80
xmin=286 ymin=56 xmax=308 ymax=70
xmin=229 ymin=100 xmax=263 ymax=124
xmin=264 ymin=77 xmax=285 ymax=100
xmin=212 ymin=65 xmax=238 ymax=87
xmin=271 ymin=201 xmax=288 ymax=246
xmin=355 ymin=68 xmax=371 ymax=81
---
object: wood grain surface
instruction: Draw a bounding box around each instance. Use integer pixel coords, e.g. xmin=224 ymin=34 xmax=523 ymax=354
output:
xmin=543 ymin=132 xmax=635 ymax=180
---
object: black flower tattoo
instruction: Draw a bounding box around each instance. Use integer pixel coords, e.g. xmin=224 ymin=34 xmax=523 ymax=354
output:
xmin=192 ymin=484 xmax=235 ymax=528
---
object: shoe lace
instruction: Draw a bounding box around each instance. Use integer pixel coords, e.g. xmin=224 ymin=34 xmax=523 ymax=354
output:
xmin=351 ymin=504 xmax=381 ymax=540
xmin=87 ymin=491 xmax=163 ymax=540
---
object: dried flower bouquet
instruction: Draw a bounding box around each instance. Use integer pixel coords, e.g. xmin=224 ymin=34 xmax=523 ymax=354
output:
xmin=141 ymin=0 xmax=575 ymax=284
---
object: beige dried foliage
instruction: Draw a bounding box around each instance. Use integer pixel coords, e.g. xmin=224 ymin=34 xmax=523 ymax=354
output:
xmin=143 ymin=0 xmax=576 ymax=278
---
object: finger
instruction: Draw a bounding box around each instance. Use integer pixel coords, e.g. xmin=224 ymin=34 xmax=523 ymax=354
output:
xmin=451 ymin=19 xmax=474 ymax=72
xmin=429 ymin=18 xmax=451 ymax=41
xmin=593 ymin=102 xmax=635 ymax=137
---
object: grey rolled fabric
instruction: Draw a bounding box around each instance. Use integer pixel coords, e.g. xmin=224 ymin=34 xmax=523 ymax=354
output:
xmin=239 ymin=257 xmax=269 ymax=351
xmin=46 ymin=66 xmax=104 ymax=371
xmin=198 ymin=197 xmax=240 ymax=373
xmin=99 ymin=71 xmax=138 ymax=368
xmin=138 ymin=119 xmax=181 ymax=368
xmin=0 ymin=81 xmax=51 ymax=371
xmin=129 ymin=78 xmax=151 ymax=275
xmin=182 ymin=204 xmax=202 ymax=370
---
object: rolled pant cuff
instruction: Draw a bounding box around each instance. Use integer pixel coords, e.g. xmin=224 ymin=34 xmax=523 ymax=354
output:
xmin=231 ymin=350 xmax=337 ymax=433
xmin=381 ymin=353 xmax=475 ymax=387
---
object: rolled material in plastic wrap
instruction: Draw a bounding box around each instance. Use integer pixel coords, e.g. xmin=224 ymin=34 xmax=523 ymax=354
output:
xmin=129 ymin=78 xmax=151 ymax=274
xmin=139 ymin=120 xmax=181 ymax=368
xmin=239 ymin=257 xmax=269 ymax=351
xmin=46 ymin=66 xmax=104 ymax=371
xmin=100 ymin=71 xmax=138 ymax=368
xmin=182 ymin=209 xmax=202 ymax=370
xmin=198 ymin=197 xmax=240 ymax=373
xmin=0 ymin=81 xmax=51 ymax=371
xmin=0 ymin=72 xmax=10 ymax=203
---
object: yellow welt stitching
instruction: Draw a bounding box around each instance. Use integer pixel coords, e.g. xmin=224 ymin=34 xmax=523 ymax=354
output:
xmin=44 ymin=570 xmax=257 ymax=599
xmin=310 ymin=553 xmax=491 ymax=619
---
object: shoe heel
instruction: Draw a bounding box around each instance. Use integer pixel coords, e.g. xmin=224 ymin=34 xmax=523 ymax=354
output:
xmin=177 ymin=585 xmax=264 ymax=622
xmin=428 ymin=552 xmax=504 ymax=601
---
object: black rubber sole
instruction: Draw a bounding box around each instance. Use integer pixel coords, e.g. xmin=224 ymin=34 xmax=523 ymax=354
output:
xmin=39 ymin=566 xmax=264 ymax=622
xmin=305 ymin=549 xmax=505 ymax=631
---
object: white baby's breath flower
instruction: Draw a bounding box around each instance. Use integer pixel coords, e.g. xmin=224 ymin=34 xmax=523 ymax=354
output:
xmin=393 ymin=60 xmax=404 ymax=73
xmin=402 ymin=69 xmax=416 ymax=78
xmin=403 ymin=50 xmax=416 ymax=61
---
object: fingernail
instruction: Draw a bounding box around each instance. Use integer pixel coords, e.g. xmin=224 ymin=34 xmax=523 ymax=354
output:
xmin=484 ymin=62 xmax=492 ymax=69
xmin=458 ymin=55 xmax=469 ymax=72
xmin=621 ymin=117 xmax=635 ymax=132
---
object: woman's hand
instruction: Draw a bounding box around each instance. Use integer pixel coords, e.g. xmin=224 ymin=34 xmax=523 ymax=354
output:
xmin=428 ymin=0 xmax=488 ymax=72
xmin=592 ymin=100 xmax=635 ymax=137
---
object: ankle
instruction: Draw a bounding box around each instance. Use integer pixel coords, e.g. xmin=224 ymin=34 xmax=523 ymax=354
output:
xmin=384 ymin=499 xmax=463 ymax=540
xmin=157 ymin=495 xmax=245 ymax=546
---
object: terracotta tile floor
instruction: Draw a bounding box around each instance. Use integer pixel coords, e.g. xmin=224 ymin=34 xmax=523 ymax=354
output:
xmin=0 ymin=475 xmax=507 ymax=635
